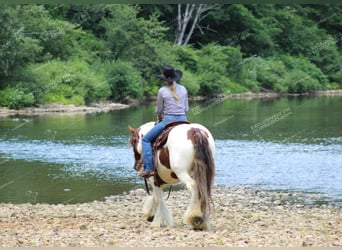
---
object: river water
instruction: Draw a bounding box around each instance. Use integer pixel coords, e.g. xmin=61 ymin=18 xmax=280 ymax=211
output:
xmin=0 ymin=96 xmax=341 ymax=205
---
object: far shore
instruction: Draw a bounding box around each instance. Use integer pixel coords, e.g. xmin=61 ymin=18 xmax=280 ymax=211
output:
xmin=1 ymin=90 xmax=341 ymax=117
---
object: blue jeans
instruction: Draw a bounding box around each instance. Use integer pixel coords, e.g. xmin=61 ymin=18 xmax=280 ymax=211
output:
xmin=142 ymin=115 xmax=187 ymax=172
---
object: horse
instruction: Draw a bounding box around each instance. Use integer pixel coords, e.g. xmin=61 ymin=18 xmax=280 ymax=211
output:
xmin=128 ymin=121 xmax=215 ymax=230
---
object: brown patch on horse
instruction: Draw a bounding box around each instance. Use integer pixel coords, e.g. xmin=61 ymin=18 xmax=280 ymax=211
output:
xmin=128 ymin=126 xmax=142 ymax=170
xmin=154 ymin=173 xmax=166 ymax=187
xmin=187 ymin=127 xmax=208 ymax=142
xmin=171 ymin=172 xmax=178 ymax=179
xmin=159 ymin=146 xmax=170 ymax=169
xmin=187 ymin=127 xmax=214 ymax=212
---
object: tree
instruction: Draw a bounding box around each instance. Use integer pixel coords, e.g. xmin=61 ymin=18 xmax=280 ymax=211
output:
xmin=0 ymin=7 xmax=41 ymax=86
xmin=175 ymin=4 xmax=221 ymax=46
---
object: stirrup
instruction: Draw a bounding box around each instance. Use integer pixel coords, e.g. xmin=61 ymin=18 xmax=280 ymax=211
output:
xmin=139 ymin=170 xmax=155 ymax=178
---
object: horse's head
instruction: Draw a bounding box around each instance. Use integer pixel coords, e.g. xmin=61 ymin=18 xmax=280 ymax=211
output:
xmin=128 ymin=122 xmax=155 ymax=172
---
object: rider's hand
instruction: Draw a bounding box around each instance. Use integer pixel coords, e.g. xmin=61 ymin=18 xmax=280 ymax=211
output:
xmin=155 ymin=115 xmax=162 ymax=125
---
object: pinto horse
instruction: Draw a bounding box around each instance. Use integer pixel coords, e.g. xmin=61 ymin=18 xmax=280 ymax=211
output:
xmin=128 ymin=121 xmax=215 ymax=230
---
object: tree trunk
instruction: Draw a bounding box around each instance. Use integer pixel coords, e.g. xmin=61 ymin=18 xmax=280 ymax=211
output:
xmin=175 ymin=4 xmax=221 ymax=46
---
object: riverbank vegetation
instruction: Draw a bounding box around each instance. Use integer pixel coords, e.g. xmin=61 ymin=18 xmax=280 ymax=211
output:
xmin=0 ymin=4 xmax=341 ymax=108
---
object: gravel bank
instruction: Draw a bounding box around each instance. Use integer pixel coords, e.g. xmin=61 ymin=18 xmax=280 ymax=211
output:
xmin=0 ymin=185 xmax=341 ymax=247
xmin=0 ymin=103 xmax=129 ymax=117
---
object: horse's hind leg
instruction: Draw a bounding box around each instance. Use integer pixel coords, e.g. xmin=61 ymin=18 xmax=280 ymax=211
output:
xmin=142 ymin=182 xmax=174 ymax=228
xmin=177 ymin=173 xmax=210 ymax=230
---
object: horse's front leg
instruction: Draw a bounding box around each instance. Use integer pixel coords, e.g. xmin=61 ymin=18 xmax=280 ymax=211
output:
xmin=142 ymin=179 xmax=174 ymax=227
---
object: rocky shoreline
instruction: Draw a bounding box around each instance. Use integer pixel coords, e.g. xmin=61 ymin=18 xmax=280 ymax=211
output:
xmin=0 ymin=185 xmax=341 ymax=247
xmin=1 ymin=90 xmax=341 ymax=117
xmin=0 ymin=102 xmax=129 ymax=117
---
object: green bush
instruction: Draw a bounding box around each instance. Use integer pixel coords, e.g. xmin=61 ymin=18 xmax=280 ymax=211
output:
xmin=174 ymin=45 xmax=198 ymax=72
xmin=239 ymin=56 xmax=285 ymax=92
xmin=280 ymin=55 xmax=327 ymax=84
xmin=194 ymin=44 xmax=247 ymax=95
xmin=330 ymin=69 xmax=342 ymax=88
xmin=179 ymin=70 xmax=200 ymax=96
xmin=26 ymin=59 xmax=111 ymax=105
xmin=197 ymin=71 xmax=229 ymax=95
xmin=0 ymin=87 xmax=35 ymax=109
xmin=225 ymin=80 xmax=249 ymax=94
xmin=282 ymin=70 xmax=321 ymax=93
xmin=222 ymin=46 xmax=244 ymax=81
xmin=197 ymin=43 xmax=229 ymax=75
xmin=105 ymin=60 xmax=144 ymax=100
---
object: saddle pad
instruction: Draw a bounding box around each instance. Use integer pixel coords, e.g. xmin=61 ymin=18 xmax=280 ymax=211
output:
xmin=153 ymin=120 xmax=190 ymax=150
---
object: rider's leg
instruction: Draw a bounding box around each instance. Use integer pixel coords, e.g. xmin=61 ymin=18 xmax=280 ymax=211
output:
xmin=141 ymin=121 xmax=166 ymax=175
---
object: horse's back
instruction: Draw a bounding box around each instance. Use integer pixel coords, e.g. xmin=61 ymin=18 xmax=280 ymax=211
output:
xmin=168 ymin=123 xmax=215 ymax=150
xmin=166 ymin=123 xmax=215 ymax=161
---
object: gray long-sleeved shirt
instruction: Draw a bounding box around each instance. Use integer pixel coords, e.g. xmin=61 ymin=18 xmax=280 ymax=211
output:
xmin=155 ymin=83 xmax=189 ymax=116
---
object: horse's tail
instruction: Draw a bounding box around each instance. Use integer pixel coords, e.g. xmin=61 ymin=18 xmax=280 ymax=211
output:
xmin=188 ymin=127 xmax=215 ymax=212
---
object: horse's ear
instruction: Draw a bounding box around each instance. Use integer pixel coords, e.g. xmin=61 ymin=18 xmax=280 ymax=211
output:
xmin=128 ymin=125 xmax=136 ymax=134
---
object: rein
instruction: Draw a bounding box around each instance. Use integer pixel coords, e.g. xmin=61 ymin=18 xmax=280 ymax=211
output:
xmin=143 ymin=176 xmax=172 ymax=200
xmin=138 ymin=163 xmax=173 ymax=198
xmin=144 ymin=178 xmax=150 ymax=195
xmin=166 ymin=185 xmax=172 ymax=200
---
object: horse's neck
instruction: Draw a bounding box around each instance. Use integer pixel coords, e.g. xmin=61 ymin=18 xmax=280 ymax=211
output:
xmin=140 ymin=121 xmax=155 ymax=134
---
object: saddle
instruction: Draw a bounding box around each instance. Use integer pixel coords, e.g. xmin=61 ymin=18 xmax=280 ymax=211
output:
xmin=153 ymin=120 xmax=190 ymax=151
xmin=151 ymin=120 xmax=190 ymax=187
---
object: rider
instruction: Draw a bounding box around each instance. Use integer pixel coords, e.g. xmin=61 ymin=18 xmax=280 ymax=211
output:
xmin=139 ymin=66 xmax=189 ymax=178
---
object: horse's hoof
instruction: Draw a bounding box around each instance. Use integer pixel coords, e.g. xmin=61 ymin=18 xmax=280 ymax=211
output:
xmin=191 ymin=216 xmax=203 ymax=229
xmin=147 ymin=216 xmax=154 ymax=222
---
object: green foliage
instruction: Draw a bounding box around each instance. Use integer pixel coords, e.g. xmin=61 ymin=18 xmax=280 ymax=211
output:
xmin=308 ymin=38 xmax=341 ymax=80
xmin=179 ymin=70 xmax=200 ymax=96
xmin=27 ymin=59 xmax=111 ymax=105
xmin=221 ymin=46 xmax=244 ymax=81
xmin=194 ymin=44 xmax=247 ymax=94
xmin=280 ymin=55 xmax=328 ymax=84
xmin=330 ymin=69 xmax=342 ymax=88
xmin=0 ymin=86 xmax=35 ymax=109
xmin=102 ymin=5 xmax=167 ymax=61
xmin=282 ymin=70 xmax=321 ymax=93
xmin=105 ymin=60 xmax=143 ymax=100
xmin=174 ymin=45 xmax=199 ymax=72
xmin=0 ymin=4 xmax=341 ymax=108
xmin=197 ymin=44 xmax=228 ymax=74
xmin=240 ymin=57 xmax=286 ymax=91
xmin=64 ymin=4 xmax=110 ymax=37
xmin=226 ymin=80 xmax=249 ymax=93
xmin=197 ymin=72 xmax=228 ymax=96
xmin=0 ymin=7 xmax=42 ymax=83
xmin=101 ymin=5 xmax=169 ymax=97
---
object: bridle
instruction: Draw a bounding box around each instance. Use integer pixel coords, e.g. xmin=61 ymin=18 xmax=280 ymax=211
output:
xmin=129 ymin=128 xmax=151 ymax=195
xmin=128 ymin=128 xmax=142 ymax=171
xmin=129 ymin=126 xmax=173 ymax=198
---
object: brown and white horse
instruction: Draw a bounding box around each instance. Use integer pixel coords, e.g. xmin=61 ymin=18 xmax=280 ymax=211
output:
xmin=128 ymin=121 xmax=215 ymax=230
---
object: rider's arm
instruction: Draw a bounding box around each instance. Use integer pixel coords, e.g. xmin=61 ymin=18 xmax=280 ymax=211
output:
xmin=155 ymin=88 xmax=164 ymax=118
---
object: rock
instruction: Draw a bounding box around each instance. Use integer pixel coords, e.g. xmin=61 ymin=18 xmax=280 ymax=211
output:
xmin=273 ymin=200 xmax=282 ymax=205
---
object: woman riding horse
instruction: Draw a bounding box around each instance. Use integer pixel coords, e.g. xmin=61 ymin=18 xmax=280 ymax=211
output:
xmin=140 ymin=66 xmax=189 ymax=178
xmin=129 ymin=66 xmax=215 ymax=230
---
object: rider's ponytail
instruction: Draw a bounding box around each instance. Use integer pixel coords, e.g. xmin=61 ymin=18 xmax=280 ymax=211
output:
xmin=169 ymin=82 xmax=179 ymax=102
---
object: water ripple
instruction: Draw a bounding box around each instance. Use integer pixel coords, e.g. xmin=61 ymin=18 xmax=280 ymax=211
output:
xmin=1 ymin=138 xmax=341 ymax=201
xmin=0 ymin=139 xmax=134 ymax=179
xmin=215 ymin=139 xmax=342 ymax=200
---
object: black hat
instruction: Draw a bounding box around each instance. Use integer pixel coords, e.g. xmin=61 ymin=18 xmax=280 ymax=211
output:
xmin=158 ymin=66 xmax=182 ymax=82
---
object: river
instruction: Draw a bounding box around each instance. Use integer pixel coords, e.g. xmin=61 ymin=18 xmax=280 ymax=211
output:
xmin=0 ymin=95 xmax=341 ymax=205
